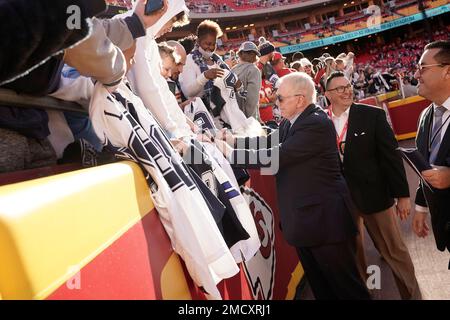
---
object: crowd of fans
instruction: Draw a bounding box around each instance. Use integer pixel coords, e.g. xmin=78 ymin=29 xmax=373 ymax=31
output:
xmin=2 ymin=0 xmax=450 ymax=301
xmin=104 ymin=0 xmax=442 ymax=54
xmin=350 ymin=28 xmax=450 ymax=99
xmin=2 ymin=1 xmax=449 ymax=174
xmin=217 ymin=29 xmax=450 ymax=112
xmin=1 ymin=0 xmax=265 ymax=300
xmin=2 ymin=0 xmax=449 ymax=175
xmin=208 ymin=0 xmax=439 ymax=52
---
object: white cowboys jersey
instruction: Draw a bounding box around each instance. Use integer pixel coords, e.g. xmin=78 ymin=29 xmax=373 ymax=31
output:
xmin=187 ymin=140 xmax=261 ymax=263
xmin=89 ymin=82 xmax=240 ymax=299
xmin=202 ymin=146 xmax=261 ymax=263
xmin=185 ymin=98 xmax=261 ymax=262
xmin=187 ymin=90 xmax=263 ymax=139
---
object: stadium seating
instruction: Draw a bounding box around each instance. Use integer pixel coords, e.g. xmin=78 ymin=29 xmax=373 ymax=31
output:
xmin=217 ymin=1 xmax=442 ymax=51
xmin=186 ymin=0 xmax=305 ymax=13
xmin=103 ymin=0 xmax=447 ymax=54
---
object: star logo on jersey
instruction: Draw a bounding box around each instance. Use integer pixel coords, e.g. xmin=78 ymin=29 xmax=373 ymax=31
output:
xmin=224 ymin=72 xmax=237 ymax=90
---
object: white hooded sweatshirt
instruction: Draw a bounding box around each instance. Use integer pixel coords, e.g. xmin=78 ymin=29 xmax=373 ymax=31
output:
xmin=126 ymin=0 xmax=192 ymax=139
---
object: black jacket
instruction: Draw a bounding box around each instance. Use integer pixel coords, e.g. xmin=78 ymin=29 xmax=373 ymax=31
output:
xmin=415 ymin=104 xmax=450 ymax=252
xmin=341 ymin=103 xmax=410 ymax=214
xmin=232 ymin=104 xmax=357 ymax=247
xmin=0 ymin=0 xmax=106 ymax=85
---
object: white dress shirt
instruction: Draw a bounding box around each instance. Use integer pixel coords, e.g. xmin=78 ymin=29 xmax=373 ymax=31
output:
xmin=416 ymin=96 xmax=450 ymax=213
xmin=331 ymin=106 xmax=351 ymax=141
xmin=330 ymin=106 xmax=351 ymax=161
xmin=289 ymin=112 xmax=301 ymax=126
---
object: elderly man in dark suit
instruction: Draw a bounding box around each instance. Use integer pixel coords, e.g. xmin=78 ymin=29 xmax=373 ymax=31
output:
xmin=324 ymin=71 xmax=421 ymax=300
xmin=412 ymin=40 xmax=450 ymax=257
xmin=214 ymin=72 xmax=370 ymax=300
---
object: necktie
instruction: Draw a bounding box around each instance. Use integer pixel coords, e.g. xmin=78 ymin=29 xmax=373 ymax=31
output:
xmin=429 ymin=106 xmax=447 ymax=164
xmin=282 ymin=121 xmax=291 ymax=142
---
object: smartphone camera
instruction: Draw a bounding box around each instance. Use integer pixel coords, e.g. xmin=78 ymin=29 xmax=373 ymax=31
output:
xmin=145 ymin=0 xmax=164 ymax=15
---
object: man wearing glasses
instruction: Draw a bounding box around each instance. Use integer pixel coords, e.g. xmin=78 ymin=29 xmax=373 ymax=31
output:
xmin=412 ymin=40 xmax=450 ymax=258
xmin=324 ymin=71 xmax=421 ymax=300
xmin=214 ymin=72 xmax=370 ymax=300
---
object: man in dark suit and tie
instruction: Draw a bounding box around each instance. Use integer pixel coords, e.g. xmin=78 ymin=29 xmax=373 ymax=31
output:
xmin=411 ymin=40 xmax=450 ymax=256
xmin=324 ymin=71 xmax=421 ymax=300
xmin=214 ymin=72 xmax=370 ymax=299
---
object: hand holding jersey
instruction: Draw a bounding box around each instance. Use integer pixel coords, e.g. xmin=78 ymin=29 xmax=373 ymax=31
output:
xmin=90 ymin=81 xmax=241 ymax=299
xmin=204 ymin=68 xmax=225 ymax=80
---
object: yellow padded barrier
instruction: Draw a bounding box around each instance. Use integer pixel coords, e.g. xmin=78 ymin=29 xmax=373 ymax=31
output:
xmin=0 ymin=162 xmax=154 ymax=299
xmin=376 ymin=90 xmax=401 ymax=103
xmin=161 ymin=253 xmax=193 ymax=300
xmin=388 ymin=95 xmax=425 ymax=109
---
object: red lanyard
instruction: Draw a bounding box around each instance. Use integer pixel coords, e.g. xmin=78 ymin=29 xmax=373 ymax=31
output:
xmin=327 ymin=106 xmax=349 ymax=148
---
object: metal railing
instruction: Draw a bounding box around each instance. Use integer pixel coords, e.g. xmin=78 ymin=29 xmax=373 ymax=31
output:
xmin=0 ymin=88 xmax=87 ymax=114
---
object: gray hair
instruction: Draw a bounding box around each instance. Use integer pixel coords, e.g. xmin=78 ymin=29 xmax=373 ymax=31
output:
xmin=166 ymin=40 xmax=186 ymax=57
xmin=280 ymin=72 xmax=317 ymax=104
xmin=158 ymin=42 xmax=181 ymax=64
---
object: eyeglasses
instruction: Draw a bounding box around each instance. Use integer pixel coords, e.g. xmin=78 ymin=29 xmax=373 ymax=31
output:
xmin=327 ymin=84 xmax=353 ymax=93
xmin=276 ymin=94 xmax=304 ymax=103
xmin=416 ymin=63 xmax=449 ymax=74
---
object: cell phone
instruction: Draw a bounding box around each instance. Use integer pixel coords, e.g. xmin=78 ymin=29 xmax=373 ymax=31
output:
xmin=145 ymin=0 xmax=164 ymax=15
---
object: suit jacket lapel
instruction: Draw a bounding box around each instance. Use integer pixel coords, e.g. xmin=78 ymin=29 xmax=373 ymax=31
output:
xmin=417 ymin=105 xmax=433 ymax=159
xmin=287 ymin=104 xmax=317 ymax=138
xmin=345 ymin=104 xmax=359 ymax=141
xmin=279 ymin=119 xmax=291 ymax=142
xmin=436 ymin=114 xmax=450 ymax=164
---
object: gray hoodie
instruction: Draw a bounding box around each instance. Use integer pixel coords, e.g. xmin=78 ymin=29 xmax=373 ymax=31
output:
xmin=232 ymin=61 xmax=261 ymax=120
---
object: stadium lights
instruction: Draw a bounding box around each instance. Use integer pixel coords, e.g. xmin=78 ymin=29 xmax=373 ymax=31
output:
xmin=344 ymin=3 xmax=347 ymax=6
xmin=226 ymin=27 xmax=231 ymax=30
xmin=250 ymin=24 xmax=255 ymax=26
xmin=244 ymin=25 xmax=249 ymax=28
xmin=232 ymin=26 xmax=237 ymax=29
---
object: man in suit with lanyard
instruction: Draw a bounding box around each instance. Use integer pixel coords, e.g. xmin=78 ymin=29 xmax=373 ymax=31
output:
xmin=412 ymin=41 xmax=450 ymax=260
xmin=213 ymin=72 xmax=371 ymax=299
xmin=324 ymin=71 xmax=421 ymax=299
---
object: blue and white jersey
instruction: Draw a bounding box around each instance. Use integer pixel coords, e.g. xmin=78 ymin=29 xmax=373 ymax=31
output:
xmin=186 ymin=139 xmax=261 ymax=264
xmin=186 ymin=94 xmax=263 ymax=138
xmin=89 ymin=81 xmax=240 ymax=299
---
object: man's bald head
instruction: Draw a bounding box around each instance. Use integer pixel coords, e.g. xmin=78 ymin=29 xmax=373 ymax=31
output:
xmin=167 ymin=40 xmax=187 ymax=80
